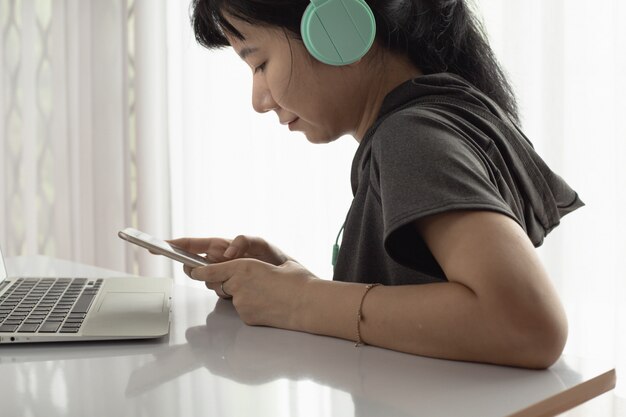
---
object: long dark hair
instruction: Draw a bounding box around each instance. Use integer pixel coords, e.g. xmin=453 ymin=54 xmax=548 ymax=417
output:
xmin=191 ymin=0 xmax=520 ymax=124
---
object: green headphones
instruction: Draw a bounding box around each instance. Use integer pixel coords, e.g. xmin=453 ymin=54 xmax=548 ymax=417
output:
xmin=301 ymin=0 xmax=377 ymax=66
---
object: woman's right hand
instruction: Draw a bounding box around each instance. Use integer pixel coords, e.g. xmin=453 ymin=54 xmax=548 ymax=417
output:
xmin=167 ymin=235 xmax=296 ymax=267
xmin=168 ymin=235 xmax=297 ymax=299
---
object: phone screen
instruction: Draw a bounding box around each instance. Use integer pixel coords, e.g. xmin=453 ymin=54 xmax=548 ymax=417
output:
xmin=118 ymin=228 xmax=209 ymax=268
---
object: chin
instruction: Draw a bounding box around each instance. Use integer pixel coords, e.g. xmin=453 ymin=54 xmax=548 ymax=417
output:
xmin=303 ymin=130 xmax=341 ymax=144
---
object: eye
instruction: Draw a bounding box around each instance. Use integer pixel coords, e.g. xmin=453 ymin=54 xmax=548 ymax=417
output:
xmin=254 ymin=62 xmax=267 ymax=74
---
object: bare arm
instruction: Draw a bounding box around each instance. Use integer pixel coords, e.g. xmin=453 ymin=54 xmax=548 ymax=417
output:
xmin=181 ymin=210 xmax=567 ymax=368
xmin=298 ymin=210 xmax=568 ymax=369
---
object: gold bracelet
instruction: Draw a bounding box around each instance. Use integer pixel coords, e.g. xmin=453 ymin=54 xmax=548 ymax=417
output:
xmin=355 ymin=283 xmax=381 ymax=347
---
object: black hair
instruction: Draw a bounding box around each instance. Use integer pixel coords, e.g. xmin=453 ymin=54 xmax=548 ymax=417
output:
xmin=191 ymin=0 xmax=519 ymax=124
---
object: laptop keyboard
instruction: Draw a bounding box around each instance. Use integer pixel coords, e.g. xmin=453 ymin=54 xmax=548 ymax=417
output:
xmin=0 ymin=278 xmax=103 ymax=334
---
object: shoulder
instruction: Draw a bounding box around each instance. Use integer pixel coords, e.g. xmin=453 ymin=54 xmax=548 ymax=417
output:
xmin=374 ymin=104 xmax=453 ymax=139
xmin=370 ymin=105 xmax=490 ymax=172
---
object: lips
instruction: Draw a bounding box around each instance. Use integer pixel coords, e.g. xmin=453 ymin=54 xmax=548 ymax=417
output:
xmin=287 ymin=118 xmax=299 ymax=130
xmin=281 ymin=117 xmax=299 ymax=125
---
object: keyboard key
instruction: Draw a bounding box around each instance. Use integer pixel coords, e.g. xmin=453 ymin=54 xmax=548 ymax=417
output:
xmin=0 ymin=324 xmax=19 ymax=332
xmin=18 ymin=323 xmax=40 ymax=332
xmin=71 ymin=293 xmax=97 ymax=313
xmin=0 ymin=302 xmax=18 ymax=307
xmin=38 ymin=321 xmax=61 ymax=333
xmin=45 ymin=318 xmax=64 ymax=322
xmin=60 ymin=327 xmax=80 ymax=333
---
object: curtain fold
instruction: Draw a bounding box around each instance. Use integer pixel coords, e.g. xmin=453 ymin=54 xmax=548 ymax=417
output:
xmin=478 ymin=1 xmax=626 ymax=412
xmin=0 ymin=0 xmax=172 ymax=277
xmin=134 ymin=0 xmax=172 ymax=277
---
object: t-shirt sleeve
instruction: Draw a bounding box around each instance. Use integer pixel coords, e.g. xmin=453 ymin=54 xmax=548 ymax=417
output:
xmin=371 ymin=110 xmax=520 ymax=271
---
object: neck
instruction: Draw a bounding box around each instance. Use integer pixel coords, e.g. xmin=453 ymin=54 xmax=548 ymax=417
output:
xmin=352 ymin=52 xmax=423 ymax=142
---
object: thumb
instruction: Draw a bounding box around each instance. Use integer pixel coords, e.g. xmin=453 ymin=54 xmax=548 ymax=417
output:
xmin=190 ymin=260 xmax=235 ymax=283
xmin=190 ymin=258 xmax=268 ymax=282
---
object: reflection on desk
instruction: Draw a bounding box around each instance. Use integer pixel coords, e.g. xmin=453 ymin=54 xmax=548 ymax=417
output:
xmin=134 ymin=299 xmax=572 ymax=415
xmin=0 ymin=258 xmax=616 ymax=417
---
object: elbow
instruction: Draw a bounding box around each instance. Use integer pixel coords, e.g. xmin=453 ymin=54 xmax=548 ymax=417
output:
xmin=509 ymin=308 xmax=568 ymax=370
xmin=538 ymin=314 xmax=569 ymax=369
xmin=522 ymin=321 xmax=567 ymax=370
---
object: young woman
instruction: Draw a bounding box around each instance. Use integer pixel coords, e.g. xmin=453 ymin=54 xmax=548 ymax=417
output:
xmin=170 ymin=0 xmax=584 ymax=369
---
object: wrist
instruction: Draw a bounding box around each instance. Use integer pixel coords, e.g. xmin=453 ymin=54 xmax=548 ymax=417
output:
xmin=355 ymin=283 xmax=382 ymax=346
xmin=296 ymin=278 xmax=372 ymax=343
xmin=292 ymin=274 xmax=319 ymax=332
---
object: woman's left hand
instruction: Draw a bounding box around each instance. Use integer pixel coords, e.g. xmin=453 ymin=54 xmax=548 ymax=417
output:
xmin=187 ymin=259 xmax=317 ymax=331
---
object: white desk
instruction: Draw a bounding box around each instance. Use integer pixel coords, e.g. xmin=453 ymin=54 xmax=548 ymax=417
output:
xmin=0 ymin=257 xmax=616 ymax=417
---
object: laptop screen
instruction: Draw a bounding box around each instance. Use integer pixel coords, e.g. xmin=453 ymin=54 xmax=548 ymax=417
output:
xmin=0 ymin=244 xmax=7 ymax=281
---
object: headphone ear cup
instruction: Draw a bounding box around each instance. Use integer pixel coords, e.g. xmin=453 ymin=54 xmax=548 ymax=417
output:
xmin=301 ymin=0 xmax=376 ymax=66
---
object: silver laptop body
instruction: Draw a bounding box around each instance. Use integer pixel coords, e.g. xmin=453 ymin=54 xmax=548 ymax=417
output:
xmin=0 ymin=245 xmax=172 ymax=344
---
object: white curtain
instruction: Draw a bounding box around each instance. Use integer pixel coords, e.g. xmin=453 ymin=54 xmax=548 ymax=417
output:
xmin=0 ymin=0 xmax=171 ymax=277
xmin=167 ymin=0 xmax=625 ymax=414
xmin=166 ymin=0 xmax=357 ymax=284
xmin=476 ymin=1 xmax=626 ymax=414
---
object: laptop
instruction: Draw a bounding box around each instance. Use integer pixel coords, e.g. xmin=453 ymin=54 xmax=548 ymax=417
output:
xmin=0 ymin=245 xmax=172 ymax=344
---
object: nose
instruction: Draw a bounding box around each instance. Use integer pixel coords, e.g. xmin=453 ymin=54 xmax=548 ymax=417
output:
xmin=251 ymin=75 xmax=278 ymax=114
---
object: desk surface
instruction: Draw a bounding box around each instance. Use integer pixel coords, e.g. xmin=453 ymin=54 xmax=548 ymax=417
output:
xmin=0 ymin=256 xmax=616 ymax=417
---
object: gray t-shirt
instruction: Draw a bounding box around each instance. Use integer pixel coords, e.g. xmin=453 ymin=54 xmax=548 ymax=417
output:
xmin=332 ymin=73 xmax=584 ymax=285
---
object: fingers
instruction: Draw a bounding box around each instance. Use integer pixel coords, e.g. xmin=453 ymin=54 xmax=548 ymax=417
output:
xmin=190 ymin=261 xmax=237 ymax=284
xmin=167 ymin=237 xmax=231 ymax=263
xmin=222 ymin=235 xmax=251 ymax=259
xmin=167 ymin=237 xmax=221 ymax=252
xmin=168 ymin=234 xmax=283 ymax=265
xmin=185 ymin=262 xmax=234 ymax=299
xmin=219 ymin=280 xmax=233 ymax=299
xmin=184 ymin=264 xmax=230 ymax=295
xmin=193 ymin=262 xmax=245 ymax=300
xmin=205 ymin=281 xmax=233 ymax=300
xmin=190 ymin=257 xmax=266 ymax=290
xmin=226 ymin=235 xmax=292 ymax=265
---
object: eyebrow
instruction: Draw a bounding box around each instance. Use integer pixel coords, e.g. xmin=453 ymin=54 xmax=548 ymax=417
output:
xmin=237 ymin=46 xmax=258 ymax=60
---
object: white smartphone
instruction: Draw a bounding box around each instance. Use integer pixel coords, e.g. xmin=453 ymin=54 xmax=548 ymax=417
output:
xmin=118 ymin=227 xmax=209 ymax=268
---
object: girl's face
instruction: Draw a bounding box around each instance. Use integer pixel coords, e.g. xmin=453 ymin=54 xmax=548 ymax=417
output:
xmin=224 ymin=15 xmax=375 ymax=144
